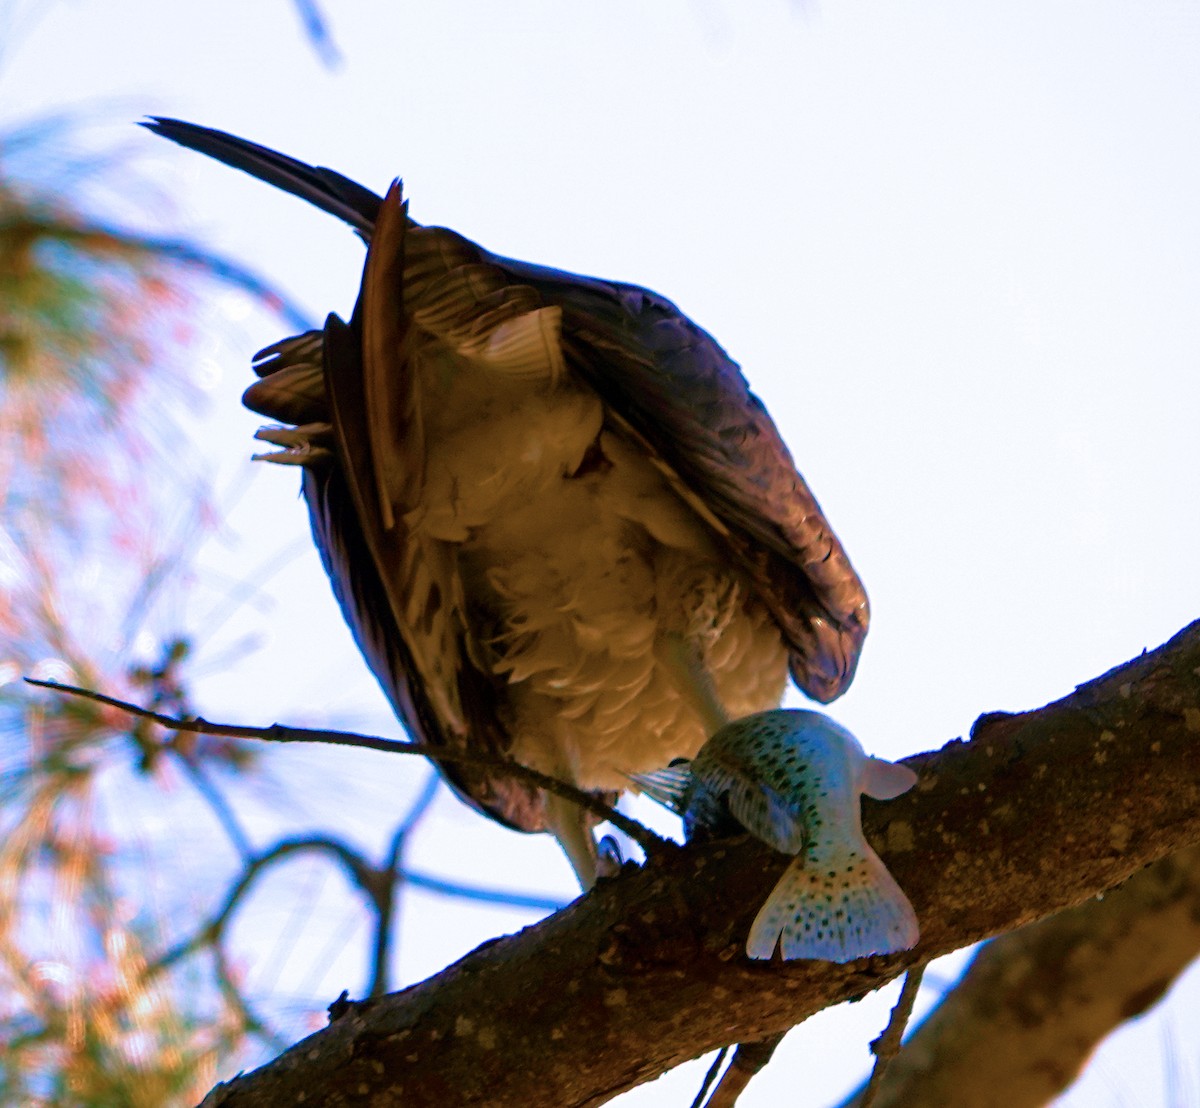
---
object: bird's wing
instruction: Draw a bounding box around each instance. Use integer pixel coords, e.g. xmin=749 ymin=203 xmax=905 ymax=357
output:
xmin=389 ymin=224 xmax=869 ymax=699
xmin=484 ymin=257 xmax=869 ymax=702
xmin=146 ymin=119 xmax=868 ymax=829
xmin=147 ymin=118 xmax=867 ymax=701
xmin=149 ymin=120 xmax=559 ymax=828
xmin=250 ymin=187 xmax=547 ymax=832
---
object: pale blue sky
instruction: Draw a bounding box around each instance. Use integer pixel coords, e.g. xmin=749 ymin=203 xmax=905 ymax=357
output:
xmin=4 ymin=1 xmax=1199 ymax=1103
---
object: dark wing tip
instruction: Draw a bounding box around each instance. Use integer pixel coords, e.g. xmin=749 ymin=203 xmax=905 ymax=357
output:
xmin=139 ymin=116 xmax=219 ymax=145
xmin=790 ymin=605 xmax=870 ymax=703
xmin=140 ymin=116 xmax=381 ymax=237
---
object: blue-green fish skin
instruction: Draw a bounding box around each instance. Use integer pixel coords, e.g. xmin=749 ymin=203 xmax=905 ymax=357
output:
xmin=686 ymin=709 xmax=919 ymax=964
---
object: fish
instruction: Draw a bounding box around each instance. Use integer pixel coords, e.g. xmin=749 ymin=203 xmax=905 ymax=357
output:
xmin=630 ymin=709 xmax=920 ymax=963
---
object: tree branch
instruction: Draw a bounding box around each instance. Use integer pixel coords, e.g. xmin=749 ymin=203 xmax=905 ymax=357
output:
xmin=188 ymin=618 xmax=1200 ymax=1107
xmin=22 ymin=678 xmax=665 ymax=856
xmin=0 ymin=215 xmax=315 ymax=331
xmin=857 ymin=966 xmax=926 ymax=1108
xmin=838 ymin=842 xmax=1200 ymax=1107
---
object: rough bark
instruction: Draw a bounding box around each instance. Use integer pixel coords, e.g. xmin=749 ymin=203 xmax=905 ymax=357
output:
xmin=201 ymin=619 xmax=1200 ymax=1108
xmin=840 ymin=841 xmax=1200 ymax=1107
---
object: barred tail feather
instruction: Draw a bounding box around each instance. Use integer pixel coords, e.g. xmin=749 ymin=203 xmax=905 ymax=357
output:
xmin=746 ymin=845 xmax=919 ymax=963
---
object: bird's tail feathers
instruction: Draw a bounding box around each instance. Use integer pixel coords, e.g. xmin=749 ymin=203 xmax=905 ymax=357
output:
xmin=142 ymin=117 xmax=382 ymax=237
xmin=746 ymin=842 xmax=918 ymax=963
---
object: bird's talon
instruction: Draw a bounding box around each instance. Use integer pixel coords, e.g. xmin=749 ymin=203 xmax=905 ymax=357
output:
xmin=595 ymin=834 xmax=624 ymax=880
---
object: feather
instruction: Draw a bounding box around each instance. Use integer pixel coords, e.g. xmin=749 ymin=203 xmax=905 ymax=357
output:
xmin=142 ymin=118 xmax=380 ymax=237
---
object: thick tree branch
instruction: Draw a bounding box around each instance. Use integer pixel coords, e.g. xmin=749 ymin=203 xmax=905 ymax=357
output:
xmin=189 ymin=618 xmax=1200 ymax=1107
xmin=839 ymin=841 xmax=1200 ymax=1107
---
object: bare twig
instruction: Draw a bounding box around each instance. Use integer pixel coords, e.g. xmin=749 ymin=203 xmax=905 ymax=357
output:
xmin=143 ymin=824 xmax=565 ymax=1014
xmin=401 ymin=871 xmax=566 ymax=912
xmin=702 ymin=1033 xmax=785 ymax=1108
xmin=24 ymin=678 xmax=668 ymax=856
xmin=290 ymin=0 xmax=342 ymax=68
xmin=858 ymin=966 xmax=927 ymax=1108
xmin=370 ymin=772 xmax=441 ymax=997
xmin=176 ymin=753 xmax=255 ymax=863
xmin=690 ymin=1047 xmax=730 ymax=1108
xmin=386 ymin=770 xmax=442 ymax=872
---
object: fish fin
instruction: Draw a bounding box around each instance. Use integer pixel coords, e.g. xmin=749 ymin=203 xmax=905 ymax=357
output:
xmin=626 ymin=765 xmax=692 ymax=813
xmin=860 ymin=757 xmax=918 ymax=801
xmin=723 ymin=776 xmax=807 ymax=855
xmin=686 ymin=748 xmax=808 ymax=854
xmin=746 ymin=844 xmax=919 ymax=963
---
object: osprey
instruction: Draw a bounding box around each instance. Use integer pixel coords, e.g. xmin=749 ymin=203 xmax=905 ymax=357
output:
xmin=147 ymin=119 xmax=869 ymax=886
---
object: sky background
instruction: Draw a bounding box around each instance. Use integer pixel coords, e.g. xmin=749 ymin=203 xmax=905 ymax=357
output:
xmin=3 ymin=0 xmax=1200 ymax=1103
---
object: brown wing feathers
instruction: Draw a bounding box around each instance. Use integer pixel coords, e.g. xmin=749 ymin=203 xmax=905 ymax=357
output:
xmin=486 ymin=264 xmax=869 ymax=701
xmin=247 ymin=187 xmax=545 ymax=831
xmin=154 ymin=119 xmax=870 ymax=824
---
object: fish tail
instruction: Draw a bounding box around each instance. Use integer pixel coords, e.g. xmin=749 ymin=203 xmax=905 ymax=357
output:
xmin=746 ymin=842 xmax=918 ymax=963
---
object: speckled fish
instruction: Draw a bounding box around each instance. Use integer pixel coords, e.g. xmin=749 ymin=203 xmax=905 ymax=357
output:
xmin=631 ymin=709 xmax=920 ymax=963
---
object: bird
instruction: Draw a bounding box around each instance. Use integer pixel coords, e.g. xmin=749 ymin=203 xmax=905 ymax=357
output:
xmin=630 ymin=709 xmax=919 ymax=962
xmin=145 ymin=118 xmax=870 ymax=888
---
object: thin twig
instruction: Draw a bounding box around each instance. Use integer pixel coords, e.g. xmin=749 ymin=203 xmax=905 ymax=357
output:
xmin=372 ymin=770 xmax=443 ymax=994
xmin=142 ymin=828 xmax=565 ymax=1011
xmin=25 ymin=678 xmax=668 ymax=856
xmin=402 ymin=871 xmax=567 ymax=912
xmin=689 ymin=1047 xmax=730 ymax=1108
xmin=702 ymin=1032 xmax=785 ymax=1108
xmin=374 ymin=780 xmax=432 ymax=995
xmin=387 ymin=769 xmax=442 ymax=872
xmin=175 ymin=753 xmax=255 ymax=863
xmin=858 ymin=964 xmax=927 ymax=1108
xmin=291 ymin=0 xmax=342 ymax=68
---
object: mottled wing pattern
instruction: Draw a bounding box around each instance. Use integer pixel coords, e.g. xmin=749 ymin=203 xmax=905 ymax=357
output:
xmin=485 ymin=257 xmax=869 ymax=702
xmin=247 ymin=187 xmax=546 ymax=831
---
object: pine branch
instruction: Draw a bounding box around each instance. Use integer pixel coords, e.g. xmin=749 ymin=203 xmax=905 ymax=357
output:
xmin=23 ymin=678 xmax=667 ymax=857
xmin=187 ymin=618 xmax=1200 ymax=1107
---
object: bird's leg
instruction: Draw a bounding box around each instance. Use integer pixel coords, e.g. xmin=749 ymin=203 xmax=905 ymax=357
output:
xmin=545 ymin=790 xmax=602 ymax=891
xmin=545 ymin=795 xmax=631 ymax=889
xmin=547 ymin=622 xmax=730 ymax=890
xmin=656 ymin=630 xmax=730 ymax=739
